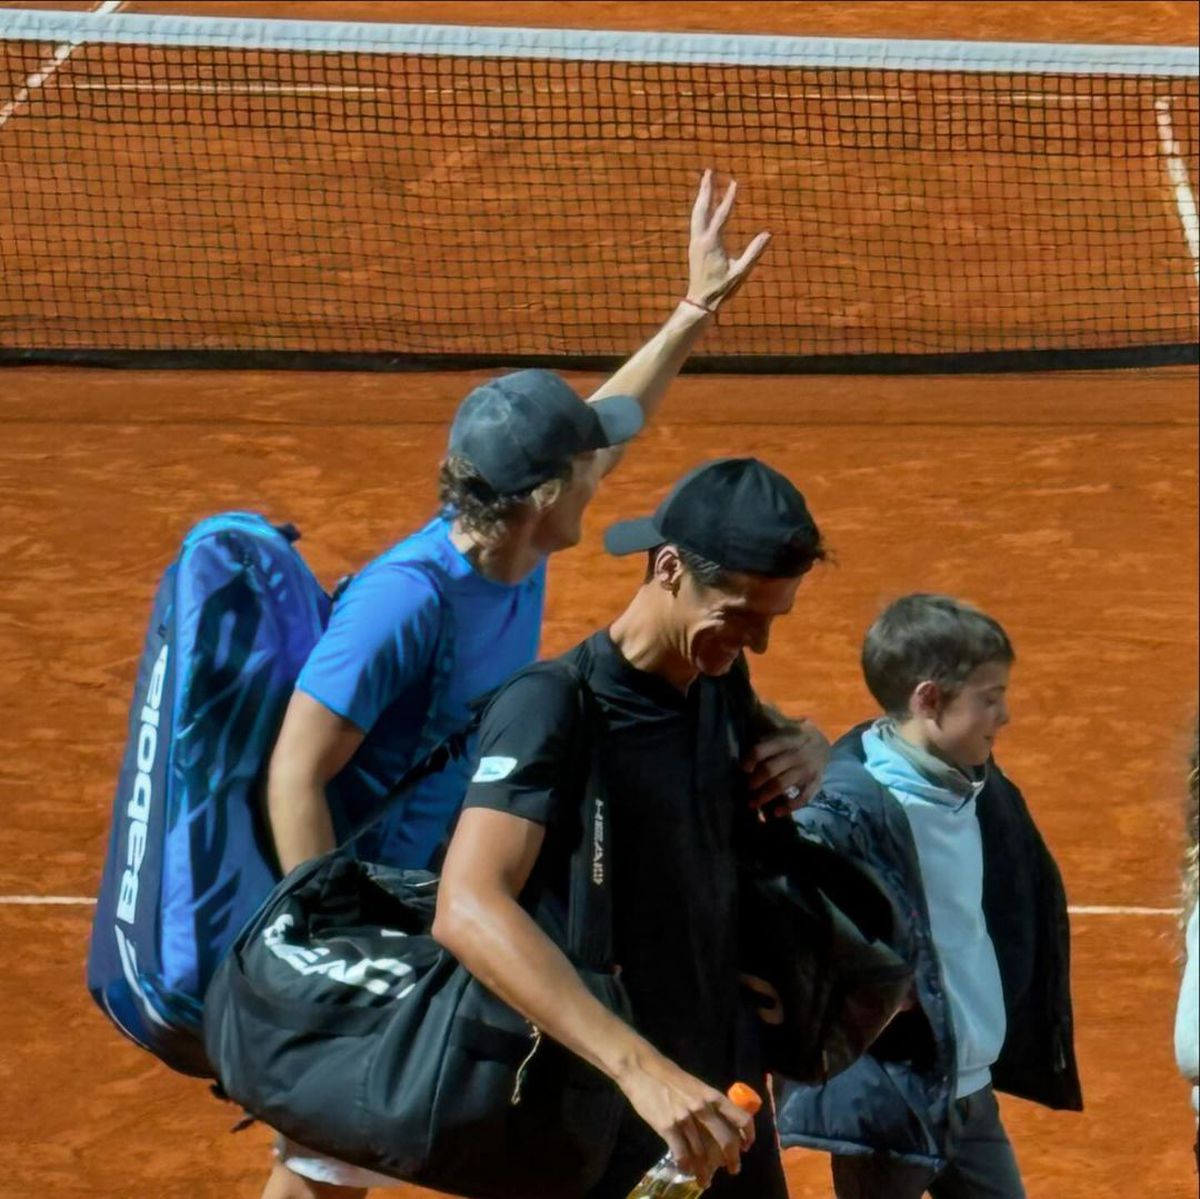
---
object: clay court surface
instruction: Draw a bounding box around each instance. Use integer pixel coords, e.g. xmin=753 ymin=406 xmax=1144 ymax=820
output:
xmin=1 ymin=2 xmax=1198 ymax=1197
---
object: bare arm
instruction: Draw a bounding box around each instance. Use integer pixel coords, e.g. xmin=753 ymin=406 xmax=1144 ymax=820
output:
xmin=266 ymin=690 xmax=365 ymax=874
xmin=586 ymin=170 xmax=771 ymax=479
xmin=433 ymin=806 xmax=753 ymax=1186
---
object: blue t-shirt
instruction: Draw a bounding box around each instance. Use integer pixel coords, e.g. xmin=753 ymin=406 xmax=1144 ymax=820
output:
xmin=296 ymin=516 xmax=546 ymax=867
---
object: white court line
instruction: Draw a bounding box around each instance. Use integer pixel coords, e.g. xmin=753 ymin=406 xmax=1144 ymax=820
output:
xmin=1155 ymin=97 xmax=1200 ymax=288
xmin=0 ymin=896 xmax=1178 ymax=915
xmin=1069 ymin=905 xmax=1176 ymax=917
xmin=0 ymin=0 xmax=125 ymax=130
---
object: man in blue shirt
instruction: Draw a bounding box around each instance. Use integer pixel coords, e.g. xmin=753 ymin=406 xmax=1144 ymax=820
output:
xmin=262 ymin=175 xmax=827 ymax=1199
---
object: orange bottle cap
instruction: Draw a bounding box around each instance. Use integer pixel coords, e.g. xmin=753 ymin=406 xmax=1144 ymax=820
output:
xmin=726 ymin=1082 xmax=762 ymax=1115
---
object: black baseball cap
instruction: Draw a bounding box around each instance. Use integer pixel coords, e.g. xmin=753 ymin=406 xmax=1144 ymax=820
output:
xmin=448 ymin=369 xmax=643 ymax=496
xmin=604 ymin=457 xmax=822 ymax=577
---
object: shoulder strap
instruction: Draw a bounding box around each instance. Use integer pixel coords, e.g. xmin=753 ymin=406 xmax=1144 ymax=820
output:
xmin=550 ymin=648 xmax=616 ymax=973
xmin=332 ymin=546 xmax=456 ymax=846
xmin=344 ymin=645 xmax=617 ymax=972
xmin=331 ymin=522 xmax=457 ymax=749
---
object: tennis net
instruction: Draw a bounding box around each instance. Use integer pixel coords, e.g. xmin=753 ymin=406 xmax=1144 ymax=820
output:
xmin=0 ymin=8 xmax=1196 ymax=372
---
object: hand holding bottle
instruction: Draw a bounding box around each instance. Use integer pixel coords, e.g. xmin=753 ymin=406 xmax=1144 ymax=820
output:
xmin=623 ymin=1081 xmax=762 ymax=1198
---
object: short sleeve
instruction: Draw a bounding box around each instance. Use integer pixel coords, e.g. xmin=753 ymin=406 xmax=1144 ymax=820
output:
xmin=463 ymin=664 xmax=582 ymax=828
xmin=297 ymin=563 xmax=442 ymax=734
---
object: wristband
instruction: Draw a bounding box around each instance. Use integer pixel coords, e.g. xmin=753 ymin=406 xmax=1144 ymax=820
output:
xmin=682 ymin=296 xmax=718 ymax=320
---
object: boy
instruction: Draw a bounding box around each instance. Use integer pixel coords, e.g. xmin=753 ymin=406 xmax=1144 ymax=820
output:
xmin=776 ymin=593 xmax=1082 ymax=1199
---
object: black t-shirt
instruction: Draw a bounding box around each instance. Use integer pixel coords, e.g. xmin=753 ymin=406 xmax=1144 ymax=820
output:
xmin=462 ymin=629 xmax=758 ymax=1085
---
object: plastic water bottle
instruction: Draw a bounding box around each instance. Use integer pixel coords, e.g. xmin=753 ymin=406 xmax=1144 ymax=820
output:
xmin=624 ymin=1082 xmax=763 ymax=1199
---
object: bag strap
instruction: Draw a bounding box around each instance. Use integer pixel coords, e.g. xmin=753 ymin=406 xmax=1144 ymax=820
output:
xmin=340 ymin=697 xmax=477 ymax=850
xmin=554 ymin=647 xmax=616 ymax=974
xmin=330 ymin=551 xmax=458 ymax=849
xmin=340 ymin=641 xmax=616 ymax=973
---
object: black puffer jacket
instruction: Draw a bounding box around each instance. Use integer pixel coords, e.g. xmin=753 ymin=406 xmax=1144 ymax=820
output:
xmin=775 ymin=725 xmax=1082 ymax=1167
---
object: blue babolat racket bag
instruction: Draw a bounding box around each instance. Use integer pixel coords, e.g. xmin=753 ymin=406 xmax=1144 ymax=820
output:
xmin=87 ymin=513 xmax=331 ymax=1077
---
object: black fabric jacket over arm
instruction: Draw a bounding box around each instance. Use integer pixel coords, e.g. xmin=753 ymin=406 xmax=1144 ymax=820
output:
xmin=775 ymin=724 xmax=1081 ymax=1166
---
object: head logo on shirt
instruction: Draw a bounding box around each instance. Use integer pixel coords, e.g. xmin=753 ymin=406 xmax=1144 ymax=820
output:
xmin=473 ymin=756 xmax=518 ymax=783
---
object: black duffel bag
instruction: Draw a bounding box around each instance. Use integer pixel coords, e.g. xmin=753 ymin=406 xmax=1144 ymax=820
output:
xmin=202 ymin=662 xmax=630 ymax=1199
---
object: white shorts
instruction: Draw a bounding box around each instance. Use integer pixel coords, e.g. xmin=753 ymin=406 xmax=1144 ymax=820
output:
xmin=275 ymin=1134 xmax=402 ymax=1190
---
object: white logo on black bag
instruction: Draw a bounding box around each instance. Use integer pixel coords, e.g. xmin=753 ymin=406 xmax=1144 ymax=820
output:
xmin=262 ymin=913 xmax=417 ymax=999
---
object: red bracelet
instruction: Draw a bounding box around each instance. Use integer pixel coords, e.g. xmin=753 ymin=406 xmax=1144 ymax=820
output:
xmin=682 ymin=296 xmax=718 ymax=320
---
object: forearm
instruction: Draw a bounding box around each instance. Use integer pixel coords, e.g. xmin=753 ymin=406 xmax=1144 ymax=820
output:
xmin=433 ymin=888 xmax=652 ymax=1081
xmin=588 ymin=301 xmax=712 ymax=429
xmin=266 ymin=765 xmax=338 ymax=874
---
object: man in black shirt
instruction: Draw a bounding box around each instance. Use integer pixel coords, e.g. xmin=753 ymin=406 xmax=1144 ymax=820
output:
xmin=433 ymin=458 xmax=827 ymax=1197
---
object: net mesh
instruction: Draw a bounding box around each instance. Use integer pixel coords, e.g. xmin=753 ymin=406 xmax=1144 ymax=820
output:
xmin=1 ymin=10 xmax=1197 ymax=370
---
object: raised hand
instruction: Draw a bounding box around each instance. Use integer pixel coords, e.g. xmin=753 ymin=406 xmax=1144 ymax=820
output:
xmin=687 ymin=169 xmax=772 ymax=312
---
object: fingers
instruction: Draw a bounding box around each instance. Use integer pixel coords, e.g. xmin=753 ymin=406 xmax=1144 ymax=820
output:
xmin=731 ymin=229 xmax=773 ymax=277
xmin=743 ymin=732 xmax=825 ymax=811
xmin=745 ymin=745 xmax=819 ymax=792
xmin=750 ymin=768 xmax=819 ymax=815
xmin=690 ymin=168 xmax=714 ymax=239
xmin=714 ymin=1092 xmax=757 ymax=1153
xmin=743 ymin=732 xmax=810 ymax=773
xmin=672 ymin=1095 xmax=750 ymax=1184
xmin=695 ymin=1101 xmax=747 ymax=1180
xmin=710 ymin=177 xmax=738 ymax=231
xmin=669 ymin=1119 xmax=711 ymax=1186
xmin=689 ymin=168 xmax=737 ymax=243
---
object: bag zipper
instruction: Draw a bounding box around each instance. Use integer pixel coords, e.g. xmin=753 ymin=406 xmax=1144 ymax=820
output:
xmin=510 ymin=1022 xmax=543 ymax=1105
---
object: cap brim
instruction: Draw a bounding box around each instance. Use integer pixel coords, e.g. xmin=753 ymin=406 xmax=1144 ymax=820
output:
xmin=603 ymin=515 xmax=663 ymax=557
xmin=589 ymin=394 xmax=644 ymax=448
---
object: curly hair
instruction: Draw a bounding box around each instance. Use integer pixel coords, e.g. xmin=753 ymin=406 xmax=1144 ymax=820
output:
xmin=437 ymin=455 xmax=569 ymax=542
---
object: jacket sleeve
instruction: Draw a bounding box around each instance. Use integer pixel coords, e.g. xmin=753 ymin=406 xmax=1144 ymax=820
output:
xmin=982 ymin=762 xmax=1083 ymax=1111
xmin=793 ymin=789 xmax=874 ymax=865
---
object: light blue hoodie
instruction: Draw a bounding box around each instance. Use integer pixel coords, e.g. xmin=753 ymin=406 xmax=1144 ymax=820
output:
xmin=1176 ymin=903 xmax=1199 ymax=1116
xmin=863 ymin=719 xmax=1007 ymax=1099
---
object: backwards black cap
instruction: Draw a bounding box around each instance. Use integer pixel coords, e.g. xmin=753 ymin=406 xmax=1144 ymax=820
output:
xmin=448 ymin=369 xmax=643 ymax=496
xmin=603 ymin=457 xmax=822 ymax=577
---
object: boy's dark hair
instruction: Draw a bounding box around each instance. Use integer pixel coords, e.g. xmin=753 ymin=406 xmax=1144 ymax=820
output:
xmin=438 ymin=455 xmax=570 ymax=541
xmin=862 ymin=593 xmax=1014 ymax=718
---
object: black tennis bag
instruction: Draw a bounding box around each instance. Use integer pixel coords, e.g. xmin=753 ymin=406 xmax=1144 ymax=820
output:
xmin=202 ymin=663 xmax=630 ymax=1199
